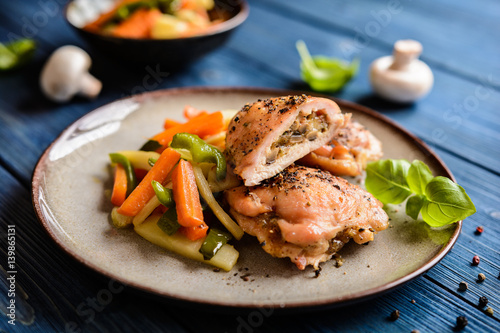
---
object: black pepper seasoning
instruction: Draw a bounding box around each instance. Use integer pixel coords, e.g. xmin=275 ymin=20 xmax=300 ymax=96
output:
xmin=478 ymin=296 xmax=488 ymax=308
xmin=456 ymin=316 xmax=468 ymax=330
xmin=458 ymin=281 xmax=468 ymax=291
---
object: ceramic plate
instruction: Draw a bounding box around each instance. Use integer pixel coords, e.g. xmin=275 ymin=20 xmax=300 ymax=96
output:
xmin=32 ymin=87 xmax=460 ymax=309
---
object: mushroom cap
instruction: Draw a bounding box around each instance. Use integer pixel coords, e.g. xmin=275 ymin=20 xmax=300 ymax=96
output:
xmin=40 ymin=45 xmax=101 ymax=102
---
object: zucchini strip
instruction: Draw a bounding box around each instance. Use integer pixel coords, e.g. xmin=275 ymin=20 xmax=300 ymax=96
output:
xmin=192 ymin=165 xmax=244 ymax=240
xmin=133 ymin=195 xmax=161 ymax=226
xmin=135 ymin=214 xmax=239 ymax=271
xmin=117 ymin=150 xmax=160 ymax=171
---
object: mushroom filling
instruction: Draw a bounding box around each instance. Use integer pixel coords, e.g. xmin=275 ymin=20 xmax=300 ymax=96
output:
xmin=266 ymin=111 xmax=328 ymax=164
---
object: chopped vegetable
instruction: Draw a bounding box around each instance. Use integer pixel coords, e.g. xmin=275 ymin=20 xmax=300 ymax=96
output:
xmin=193 ymin=165 xmax=244 ymax=240
xmin=171 ymin=159 xmax=206 ymax=229
xmin=151 ymin=180 xmax=174 ymax=207
xmin=179 ymin=223 xmax=209 ymax=241
xmin=111 ymin=164 xmax=128 ymax=206
xmin=199 ymin=228 xmax=232 ymax=260
xmin=151 ymin=111 xmax=224 ymax=149
xmin=112 ymin=8 xmax=162 ymax=39
xmin=140 ymin=140 xmax=162 ymax=152
xmin=118 ymin=148 xmax=180 ymax=216
xmin=109 ymin=153 xmax=138 ymax=196
xmin=132 ymin=195 xmax=161 ymax=226
xmin=135 ymin=214 xmax=239 ymax=271
xmin=170 ymin=133 xmax=226 ymax=180
xmin=83 ymin=0 xmax=219 ymax=40
xmin=0 ymin=38 xmax=36 ymax=71
xmin=365 ymin=159 xmax=476 ymax=227
xmin=163 ymin=118 xmax=182 ymax=129
xmin=157 ymin=207 xmax=181 ymax=235
xmin=296 ymin=40 xmax=358 ymax=93
xmin=117 ymin=150 xmax=160 ymax=170
xmin=111 ymin=206 xmax=133 ymax=228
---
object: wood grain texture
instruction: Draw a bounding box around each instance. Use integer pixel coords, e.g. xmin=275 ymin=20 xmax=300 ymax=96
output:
xmin=0 ymin=0 xmax=499 ymax=332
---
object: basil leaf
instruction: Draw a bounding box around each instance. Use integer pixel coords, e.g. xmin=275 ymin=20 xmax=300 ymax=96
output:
xmin=406 ymin=195 xmax=424 ymax=220
xmin=296 ymin=40 xmax=358 ymax=93
xmin=365 ymin=159 xmax=412 ymax=204
xmin=420 ymin=176 xmax=476 ymax=227
xmin=407 ymin=160 xmax=434 ymax=195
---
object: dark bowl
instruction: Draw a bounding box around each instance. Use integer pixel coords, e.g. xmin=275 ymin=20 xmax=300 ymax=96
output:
xmin=64 ymin=0 xmax=248 ymax=70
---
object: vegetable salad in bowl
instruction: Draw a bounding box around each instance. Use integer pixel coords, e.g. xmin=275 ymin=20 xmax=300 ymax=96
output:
xmin=82 ymin=0 xmax=227 ymax=39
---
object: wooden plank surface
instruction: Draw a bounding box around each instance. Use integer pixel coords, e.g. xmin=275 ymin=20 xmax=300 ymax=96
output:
xmin=0 ymin=0 xmax=499 ymax=332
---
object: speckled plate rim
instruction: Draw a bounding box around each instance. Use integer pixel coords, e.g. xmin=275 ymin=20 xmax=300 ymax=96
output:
xmin=31 ymin=86 xmax=461 ymax=311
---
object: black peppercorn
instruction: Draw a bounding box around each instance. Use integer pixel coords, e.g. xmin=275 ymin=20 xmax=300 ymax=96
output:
xmin=479 ymin=296 xmax=488 ymax=307
xmin=458 ymin=281 xmax=468 ymax=291
xmin=456 ymin=316 xmax=468 ymax=330
xmin=390 ymin=310 xmax=400 ymax=321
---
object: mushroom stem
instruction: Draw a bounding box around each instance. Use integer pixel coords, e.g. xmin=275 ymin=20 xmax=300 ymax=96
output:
xmin=389 ymin=40 xmax=423 ymax=71
xmin=79 ymin=72 xmax=102 ymax=99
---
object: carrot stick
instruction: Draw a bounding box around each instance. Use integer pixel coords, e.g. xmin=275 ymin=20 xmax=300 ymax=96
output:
xmin=179 ymin=223 xmax=208 ymax=241
xmin=164 ymin=119 xmax=182 ymax=130
xmin=183 ymin=105 xmax=207 ymax=120
xmin=152 ymin=111 xmax=224 ymax=148
xmin=111 ymin=164 xmax=127 ymax=206
xmin=118 ymin=148 xmax=180 ymax=216
xmin=111 ymin=8 xmax=161 ymax=39
xmin=172 ymin=160 xmax=205 ymax=228
xmin=83 ymin=0 xmax=139 ymax=33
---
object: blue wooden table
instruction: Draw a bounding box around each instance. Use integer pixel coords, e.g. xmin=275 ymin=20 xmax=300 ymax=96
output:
xmin=1 ymin=1 xmax=499 ymax=332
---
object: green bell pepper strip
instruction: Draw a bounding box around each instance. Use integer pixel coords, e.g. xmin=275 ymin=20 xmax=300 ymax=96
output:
xmin=109 ymin=153 xmax=137 ymax=197
xmin=151 ymin=180 xmax=174 ymax=207
xmin=199 ymin=228 xmax=232 ymax=260
xmin=170 ymin=133 xmax=227 ymax=181
xmin=157 ymin=207 xmax=180 ymax=236
xmin=140 ymin=139 xmax=162 ymax=152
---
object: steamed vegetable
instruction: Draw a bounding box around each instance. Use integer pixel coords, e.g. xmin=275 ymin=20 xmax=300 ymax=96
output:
xmin=170 ymin=133 xmax=226 ymax=180
xmin=135 ymin=214 xmax=239 ymax=271
xmin=109 ymin=153 xmax=138 ymax=196
xmin=118 ymin=148 xmax=180 ymax=216
xmin=171 ymin=159 xmax=207 ymax=231
xmin=365 ymin=159 xmax=476 ymax=227
xmin=151 ymin=111 xmax=224 ymax=150
xmin=193 ymin=165 xmax=244 ymax=240
xmin=111 ymin=164 xmax=128 ymax=206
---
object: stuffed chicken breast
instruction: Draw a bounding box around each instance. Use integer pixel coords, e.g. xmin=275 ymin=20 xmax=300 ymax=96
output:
xmin=299 ymin=119 xmax=383 ymax=176
xmin=225 ymin=165 xmax=389 ymax=270
xmin=225 ymin=95 xmax=347 ymax=186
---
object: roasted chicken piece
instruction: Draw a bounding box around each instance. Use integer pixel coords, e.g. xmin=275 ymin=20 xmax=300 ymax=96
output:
xmin=225 ymin=95 xmax=348 ymax=186
xmin=225 ymin=165 xmax=389 ymax=270
xmin=298 ymin=119 xmax=383 ymax=176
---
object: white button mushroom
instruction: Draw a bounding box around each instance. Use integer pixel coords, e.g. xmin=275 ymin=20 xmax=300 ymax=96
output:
xmin=40 ymin=45 xmax=102 ymax=103
xmin=369 ymin=40 xmax=433 ymax=103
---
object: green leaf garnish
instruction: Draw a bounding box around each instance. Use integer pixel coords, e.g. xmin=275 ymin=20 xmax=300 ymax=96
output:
xmin=407 ymin=160 xmax=433 ymax=195
xmin=406 ymin=195 xmax=424 ymax=220
xmin=420 ymin=177 xmax=476 ymax=227
xmin=366 ymin=159 xmax=476 ymax=227
xmin=365 ymin=159 xmax=412 ymax=204
xmin=0 ymin=38 xmax=36 ymax=71
xmin=296 ymin=40 xmax=358 ymax=93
